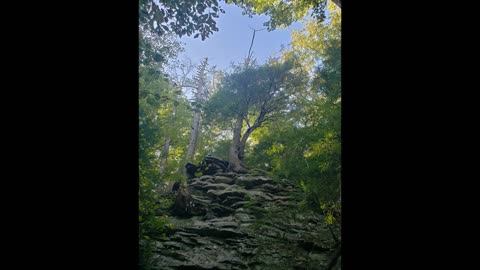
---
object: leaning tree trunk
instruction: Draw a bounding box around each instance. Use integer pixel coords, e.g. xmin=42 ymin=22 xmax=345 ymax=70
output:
xmin=159 ymin=136 xmax=171 ymax=174
xmin=238 ymin=132 xmax=250 ymax=162
xmin=238 ymin=140 xmax=246 ymax=162
xmin=185 ymin=110 xmax=200 ymax=164
xmin=228 ymin=115 xmax=248 ymax=173
xmin=238 ymin=122 xmax=258 ymax=161
xmin=238 ymin=108 xmax=266 ymax=161
xmin=184 ymin=58 xmax=209 ymax=177
xmin=159 ymin=94 xmax=177 ymax=175
xmin=238 ymin=127 xmax=253 ymax=161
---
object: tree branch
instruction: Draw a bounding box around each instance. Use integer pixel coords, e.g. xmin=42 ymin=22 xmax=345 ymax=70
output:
xmin=247 ymin=29 xmax=255 ymax=61
xmin=178 ymin=84 xmax=197 ymax=89
xmin=243 ymin=115 xmax=251 ymax=128
xmin=245 ymin=27 xmax=266 ymax=67
xmin=240 ymin=108 xmax=267 ymax=146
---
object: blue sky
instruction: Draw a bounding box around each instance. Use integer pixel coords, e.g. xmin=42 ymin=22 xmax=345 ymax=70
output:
xmin=178 ymin=3 xmax=303 ymax=71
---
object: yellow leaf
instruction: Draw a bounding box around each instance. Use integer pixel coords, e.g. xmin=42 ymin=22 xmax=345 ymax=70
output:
xmin=326 ymin=213 xmax=335 ymax=225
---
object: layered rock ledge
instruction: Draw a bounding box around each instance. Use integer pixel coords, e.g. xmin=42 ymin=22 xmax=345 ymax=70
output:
xmin=149 ymin=173 xmax=341 ymax=270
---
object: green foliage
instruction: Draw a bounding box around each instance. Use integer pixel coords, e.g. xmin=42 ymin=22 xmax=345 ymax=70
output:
xmin=139 ymin=65 xmax=188 ymax=269
xmin=196 ymin=132 xmax=231 ymax=162
xmin=140 ymin=65 xmax=192 ymax=177
xmin=139 ymin=0 xmax=226 ymax=40
xmin=245 ymin=5 xmax=341 ymax=212
xmin=139 ymin=171 xmax=172 ymax=270
xmin=321 ymin=201 xmax=340 ymax=225
xmin=139 ymin=29 xmax=184 ymax=67
xmin=203 ymin=58 xmax=304 ymax=172
xmin=205 ymin=58 xmax=297 ymax=136
xmin=139 ymin=0 xmax=338 ymax=40
xmin=247 ymin=115 xmax=340 ymax=209
xmin=228 ymin=0 xmax=332 ymax=31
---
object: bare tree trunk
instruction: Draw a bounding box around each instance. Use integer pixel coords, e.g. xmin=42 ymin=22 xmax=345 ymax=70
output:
xmin=238 ymin=108 xmax=267 ymax=161
xmin=159 ymin=136 xmax=171 ymax=174
xmin=184 ymin=58 xmax=209 ymax=177
xmin=185 ymin=110 xmax=201 ymax=163
xmin=238 ymin=140 xmax=247 ymax=162
xmin=238 ymin=123 xmax=259 ymax=161
xmin=159 ymin=93 xmax=178 ymax=175
xmin=238 ymin=129 xmax=253 ymax=161
xmin=228 ymin=115 xmax=248 ymax=173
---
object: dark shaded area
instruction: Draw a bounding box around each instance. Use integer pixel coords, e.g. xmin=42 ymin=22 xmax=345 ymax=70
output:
xmin=172 ymin=185 xmax=194 ymax=217
xmin=185 ymin=162 xmax=199 ymax=180
xmin=172 ymin=181 xmax=181 ymax=192
xmin=185 ymin=156 xmax=230 ymax=180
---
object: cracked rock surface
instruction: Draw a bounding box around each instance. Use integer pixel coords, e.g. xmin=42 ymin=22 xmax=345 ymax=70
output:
xmin=148 ymin=173 xmax=341 ymax=270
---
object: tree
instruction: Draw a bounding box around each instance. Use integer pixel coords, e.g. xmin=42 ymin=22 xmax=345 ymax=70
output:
xmin=158 ymin=88 xmax=184 ymax=175
xmin=139 ymin=0 xmax=340 ymax=41
xmin=139 ymin=67 xmax=171 ymax=269
xmin=228 ymin=0 xmax=341 ymax=31
xmin=139 ymin=0 xmax=226 ymax=40
xmin=185 ymin=58 xmax=210 ymax=166
xmin=139 ymin=27 xmax=184 ymax=68
xmin=139 ymin=64 xmax=193 ymax=269
xmin=206 ymin=59 xmax=298 ymax=172
xmin=244 ymin=3 xmax=341 ymax=213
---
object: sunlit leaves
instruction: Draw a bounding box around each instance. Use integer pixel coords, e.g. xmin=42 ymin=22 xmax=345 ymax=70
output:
xmin=231 ymin=0 xmax=329 ymax=31
xmin=287 ymin=2 xmax=341 ymax=72
xmin=140 ymin=65 xmax=192 ymax=269
xmin=266 ymin=143 xmax=285 ymax=155
xmin=243 ymin=2 xmax=341 ymax=213
xmin=326 ymin=212 xmax=335 ymax=225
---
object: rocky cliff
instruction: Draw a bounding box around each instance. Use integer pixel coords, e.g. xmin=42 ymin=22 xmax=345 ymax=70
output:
xmin=149 ymin=172 xmax=341 ymax=270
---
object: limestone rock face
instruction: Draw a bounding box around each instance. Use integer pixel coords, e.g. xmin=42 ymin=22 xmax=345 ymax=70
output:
xmin=150 ymin=172 xmax=341 ymax=270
